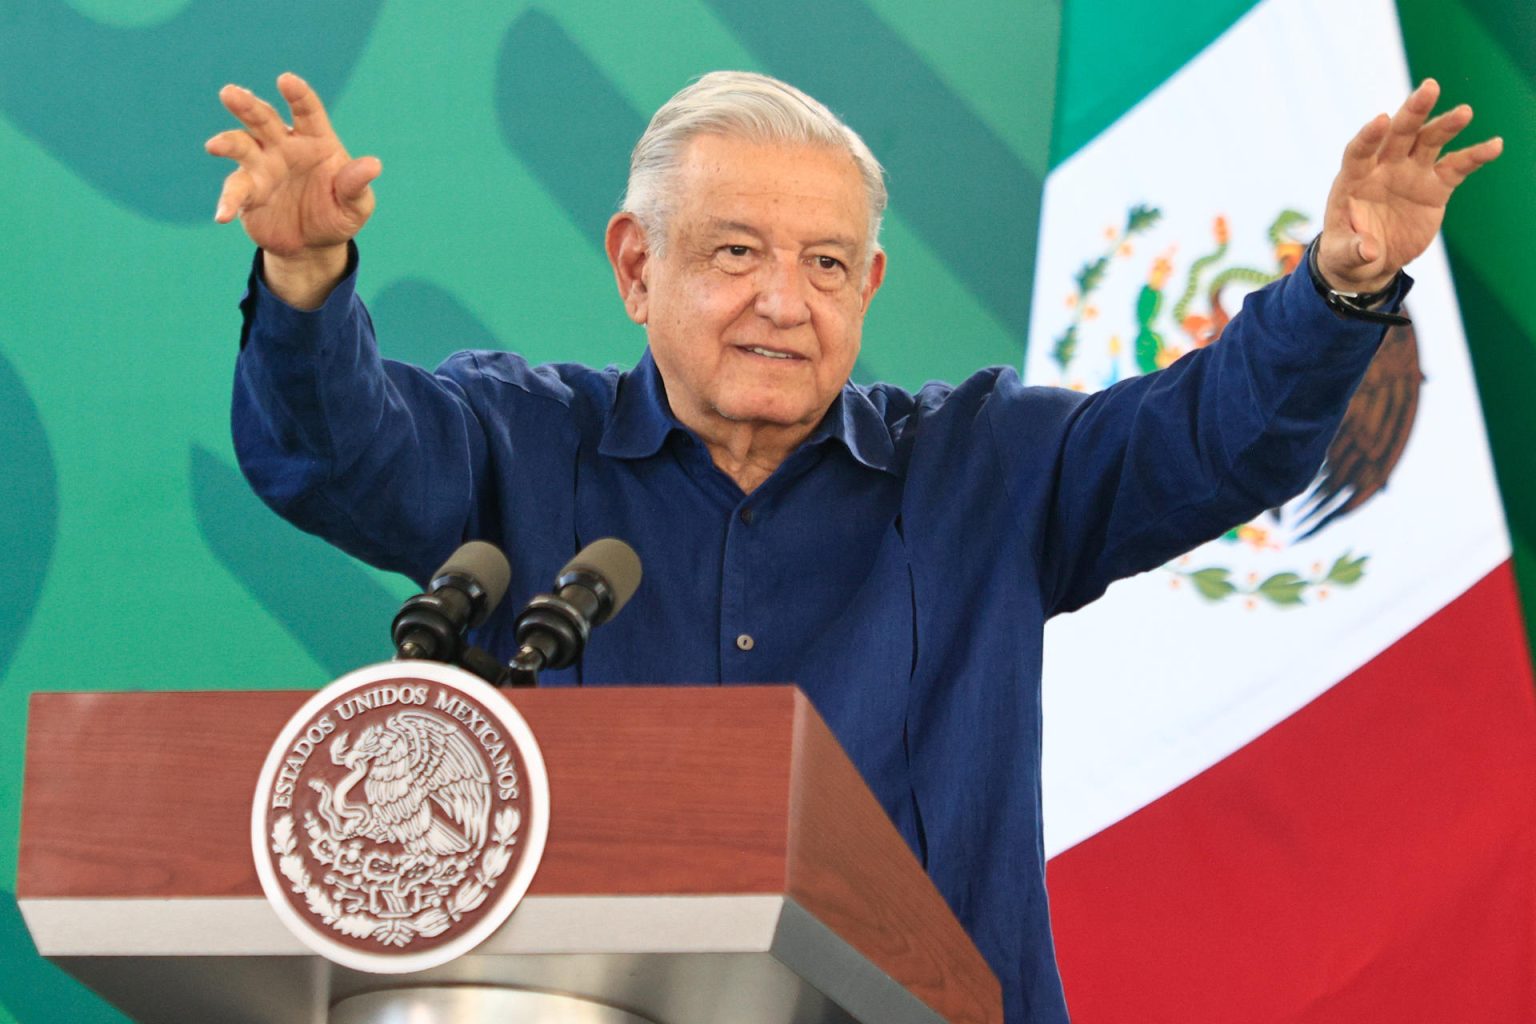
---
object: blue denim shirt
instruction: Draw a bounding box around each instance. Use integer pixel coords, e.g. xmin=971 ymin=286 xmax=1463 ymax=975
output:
xmin=234 ymin=246 xmax=1395 ymax=1023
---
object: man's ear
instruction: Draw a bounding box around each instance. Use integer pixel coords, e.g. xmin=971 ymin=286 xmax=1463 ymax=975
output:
xmin=860 ymin=248 xmax=887 ymax=312
xmin=605 ymin=213 xmax=652 ymax=325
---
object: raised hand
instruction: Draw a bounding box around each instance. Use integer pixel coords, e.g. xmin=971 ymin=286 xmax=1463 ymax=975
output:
xmin=1317 ymin=79 xmax=1502 ymax=295
xmin=206 ymin=72 xmax=380 ymax=307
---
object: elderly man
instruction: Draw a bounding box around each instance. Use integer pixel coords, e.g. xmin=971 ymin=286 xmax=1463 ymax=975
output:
xmin=210 ymin=70 xmax=1499 ymax=1023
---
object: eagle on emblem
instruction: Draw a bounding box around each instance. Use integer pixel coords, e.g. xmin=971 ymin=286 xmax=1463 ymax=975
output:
xmin=311 ymin=711 xmax=491 ymax=859
xmin=1291 ymin=319 xmax=1423 ymax=538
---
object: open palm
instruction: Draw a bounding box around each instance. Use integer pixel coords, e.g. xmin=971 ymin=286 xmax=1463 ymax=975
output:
xmin=206 ymin=73 xmax=380 ymax=260
xmin=1318 ymin=79 xmax=1502 ymax=293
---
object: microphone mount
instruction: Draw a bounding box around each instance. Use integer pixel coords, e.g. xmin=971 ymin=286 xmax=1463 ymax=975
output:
xmin=503 ymin=539 xmax=641 ymax=687
xmin=390 ymin=541 xmax=512 ymax=687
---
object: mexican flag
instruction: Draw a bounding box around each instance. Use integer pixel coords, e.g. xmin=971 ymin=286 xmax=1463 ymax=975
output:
xmin=1032 ymin=0 xmax=1536 ymax=1019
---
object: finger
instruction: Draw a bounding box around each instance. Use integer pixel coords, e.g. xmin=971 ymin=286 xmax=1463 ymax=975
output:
xmin=1315 ymin=224 xmax=1379 ymax=291
xmin=1339 ymin=201 xmax=1383 ymax=265
xmin=218 ymin=83 xmax=290 ymax=147
xmin=1379 ymin=78 xmax=1440 ymax=161
xmin=276 ymin=71 xmax=335 ymax=140
xmin=1410 ymin=104 xmax=1473 ymax=164
xmin=215 ymin=168 xmax=254 ymax=223
xmin=204 ymin=129 xmax=260 ymax=166
xmin=1436 ymin=136 xmax=1505 ymax=188
xmin=1337 ymin=113 xmax=1390 ymax=186
xmin=334 ymin=155 xmax=382 ymax=207
xmin=1352 ymin=230 xmax=1379 ymax=266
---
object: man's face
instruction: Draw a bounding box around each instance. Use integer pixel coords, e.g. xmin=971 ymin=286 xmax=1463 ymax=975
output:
xmin=615 ymin=134 xmax=885 ymax=438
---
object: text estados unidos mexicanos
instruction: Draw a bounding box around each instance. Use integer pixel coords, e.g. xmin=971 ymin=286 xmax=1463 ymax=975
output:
xmin=269 ymin=683 xmax=521 ymax=809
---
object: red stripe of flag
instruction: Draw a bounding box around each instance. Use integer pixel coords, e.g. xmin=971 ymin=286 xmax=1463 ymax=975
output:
xmin=1049 ymin=562 xmax=1536 ymax=1023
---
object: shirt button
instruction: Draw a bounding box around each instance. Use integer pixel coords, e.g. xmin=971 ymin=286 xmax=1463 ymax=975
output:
xmin=735 ymin=633 xmax=755 ymax=651
xmin=739 ymin=507 xmax=754 ymax=525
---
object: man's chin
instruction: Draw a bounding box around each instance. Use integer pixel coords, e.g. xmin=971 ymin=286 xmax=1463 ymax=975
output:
xmin=711 ymin=395 xmax=826 ymax=431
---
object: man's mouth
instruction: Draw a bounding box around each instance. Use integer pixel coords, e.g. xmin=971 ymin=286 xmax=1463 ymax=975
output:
xmin=741 ymin=345 xmax=802 ymax=361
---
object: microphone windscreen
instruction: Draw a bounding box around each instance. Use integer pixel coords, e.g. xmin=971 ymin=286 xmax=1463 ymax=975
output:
xmin=436 ymin=540 xmax=512 ymax=615
xmin=562 ymin=538 xmax=642 ymax=619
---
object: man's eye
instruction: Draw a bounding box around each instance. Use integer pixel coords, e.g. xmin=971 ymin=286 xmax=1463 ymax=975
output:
xmin=813 ymin=255 xmax=846 ymax=272
xmin=723 ymin=245 xmax=751 ymax=257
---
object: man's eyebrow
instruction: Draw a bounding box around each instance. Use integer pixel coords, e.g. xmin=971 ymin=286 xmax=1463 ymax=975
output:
xmin=703 ymin=219 xmax=765 ymax=238
xmin=702 ymin=219 xmax=860 ymax=253
xmin=805 ymin=234 xmax=860 ymax=252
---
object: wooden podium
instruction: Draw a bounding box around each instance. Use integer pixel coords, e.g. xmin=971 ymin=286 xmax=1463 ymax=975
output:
xmin=17 ymin=685 xmax=1000 ymax=1024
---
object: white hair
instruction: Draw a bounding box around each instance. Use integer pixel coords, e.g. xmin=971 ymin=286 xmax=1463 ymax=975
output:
xmin=621 ymin=71 xmax=888 ymax=265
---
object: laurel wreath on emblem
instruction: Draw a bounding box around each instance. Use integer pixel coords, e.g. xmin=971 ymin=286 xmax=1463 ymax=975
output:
xmin=1051 ymin=208 xmax=1384 ymax=609
xmin=1169 ymin=550 xmax=1369 ymax=608
xmin=270 ymin=805 xmax=520 ymax=948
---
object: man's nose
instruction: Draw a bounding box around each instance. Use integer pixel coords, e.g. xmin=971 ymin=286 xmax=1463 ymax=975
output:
xmin=753 ymin=256 xmax=812 ymax=328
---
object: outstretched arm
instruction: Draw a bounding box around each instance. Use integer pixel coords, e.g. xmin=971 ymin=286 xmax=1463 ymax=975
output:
xmin=207 ymin=73 xmax=382 ymax=309
xmin=215 ymin=75 xmax=487 ymax=582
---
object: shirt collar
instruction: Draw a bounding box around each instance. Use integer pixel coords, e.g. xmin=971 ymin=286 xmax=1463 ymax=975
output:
xmin=599 ymin=349 xmax=677 ymax=460
xmin=807 ymin=380 xmax=897 ymax=475
xmin=599 ymin=348 xmax=896 ymax=476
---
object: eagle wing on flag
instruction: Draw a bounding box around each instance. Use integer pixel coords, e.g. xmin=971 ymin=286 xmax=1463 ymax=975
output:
xmin=1295 ymin=319 xmax=1424 ymax=539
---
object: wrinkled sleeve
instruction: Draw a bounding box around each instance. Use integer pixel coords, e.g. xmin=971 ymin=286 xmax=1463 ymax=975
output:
xmin=232 ymin=245 xmax=490 ymax=584
xmin=993 ymin=259 xmax=1408 ymax=616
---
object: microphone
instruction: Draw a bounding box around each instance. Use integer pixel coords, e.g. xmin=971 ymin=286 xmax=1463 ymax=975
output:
xmin=392 ymin=541 xmax=512 ymax=665
xmin=508 ymin=538 xmax=642 ymax=682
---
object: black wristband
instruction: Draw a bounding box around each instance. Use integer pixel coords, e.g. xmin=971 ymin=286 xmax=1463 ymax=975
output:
xmin=1306 ymin=239 xmax=1410 ymax=326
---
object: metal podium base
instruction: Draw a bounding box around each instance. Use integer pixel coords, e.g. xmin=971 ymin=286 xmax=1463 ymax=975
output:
xmin=331 ymin=987 xmax=658 ymax=1024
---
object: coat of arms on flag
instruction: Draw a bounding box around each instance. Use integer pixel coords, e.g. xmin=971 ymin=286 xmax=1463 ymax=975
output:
xmin=1042 ymin=205 xmax=1429 ymax=609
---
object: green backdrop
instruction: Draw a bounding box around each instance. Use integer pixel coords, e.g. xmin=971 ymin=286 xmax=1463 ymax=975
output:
xmin=0 ymin=2 xmax=1528 ymax=1020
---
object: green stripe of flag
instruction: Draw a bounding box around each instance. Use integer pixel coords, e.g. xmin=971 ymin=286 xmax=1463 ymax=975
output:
xmin=1399 ymin=0 xmax=1536 ymax=332
xmin=1459 ymin=0 xmax=1536 ymax=83
xmin=1050 ymin=0 xmax=1261 ymax=166
xmin=1399 ymin=0 xmax=1536 ymax=654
